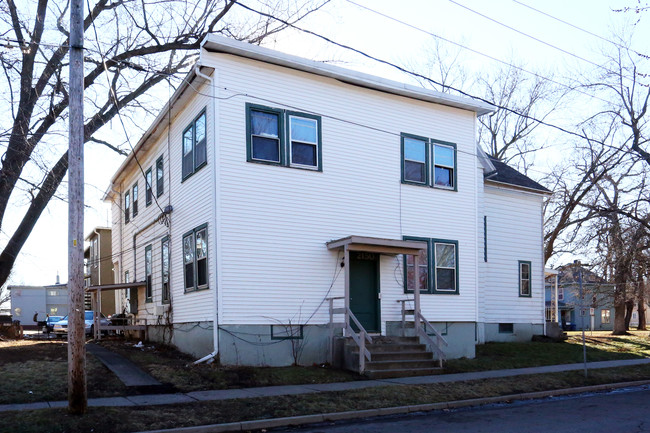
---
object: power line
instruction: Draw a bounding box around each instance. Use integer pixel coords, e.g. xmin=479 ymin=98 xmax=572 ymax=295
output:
xmin=234 ymin=1 xmax=644 ymax=161
xmin=85 ymin=0 xmax=169 ymax=225
xmin=447 ymin=0 xmax=643 ymax=85
xmin=343 ymin=0 xmax=612 ymax=105
xmin=512 ymin=0 xmax=649 ymax=60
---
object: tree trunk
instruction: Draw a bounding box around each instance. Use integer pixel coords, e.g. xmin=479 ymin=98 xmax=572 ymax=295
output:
xmin=612 ymin=273 xmax=628 ymax=334
xmin=624 ymin=299 xmax=634 ymax=331
xmin=638 ymin=299 xmax=646 ymax=330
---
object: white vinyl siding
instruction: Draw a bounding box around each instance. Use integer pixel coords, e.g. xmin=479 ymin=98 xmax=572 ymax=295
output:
xmin=482 ymin=185 xmax=544 ymax=324
xmin=203 ymin=53 xmax=479 ymax=326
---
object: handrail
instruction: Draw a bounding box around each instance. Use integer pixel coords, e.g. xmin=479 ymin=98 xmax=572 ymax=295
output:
xmin=397 ymin=298 xmax=447 ymax=367
xmin=327 ymin=297 xmax=372 ymax=373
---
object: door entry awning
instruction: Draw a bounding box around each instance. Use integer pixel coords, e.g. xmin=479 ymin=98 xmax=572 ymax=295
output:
xmin=326 ymin=236 xmax=427 ymax=256
xmin=86 ymin=282 xmax=146 ymax=293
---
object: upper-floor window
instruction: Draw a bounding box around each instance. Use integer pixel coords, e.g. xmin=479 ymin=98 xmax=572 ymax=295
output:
xmin=132 ymin=182 xmax=139 ymax=217
xmin=156 ymin=156 xmax=164 ymax=196
xmin=182 ymin=111 xmax=207 ymax=180
xmin=246 ymin=103 xmax=322 ymax=171
xmin=404 ymin=237 xmax=459 ymax=294
xmin=145 ymin=168 xmax=152 ymax=207
xmin=183 ymin=224 xmax=208 ymax=292
xmin=401 ymin=133 xmax=457 ymax=190
xmin=124 ymin=192 xmax=130 ymax=223
xmin=519 ymin=260 xmax=532 ymax=297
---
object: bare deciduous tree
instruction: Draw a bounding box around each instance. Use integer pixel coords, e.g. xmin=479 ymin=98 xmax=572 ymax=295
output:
xmin=0 ymin=0 xmax=328 ymax=288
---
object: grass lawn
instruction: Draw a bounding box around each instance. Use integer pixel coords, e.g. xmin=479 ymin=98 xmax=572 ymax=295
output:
xmin=95 ymin=339 xmax=362 ymax=392
xmin=445 ymin=331 xmax=650 ymax=373
xmin=4 ymin=364 xmax=650 ymax=433
xmin=3 ymin=331 xmax=650 ymax=404
xmin=0 ymin=340 xmax=127 ymax=404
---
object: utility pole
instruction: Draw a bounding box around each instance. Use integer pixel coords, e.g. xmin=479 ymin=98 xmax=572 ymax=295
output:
xmin=575 ymin=260 xmax=588 ymax=378
xmin=68 ymin=0 xmax=86 ymax=414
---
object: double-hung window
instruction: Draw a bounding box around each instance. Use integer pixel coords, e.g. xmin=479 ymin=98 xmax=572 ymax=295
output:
xmin=183 ymin=224 xmax=208 ymax=292
xmin=519 ymin=260 xmax=532 ymax=297
xmin=182 ymin=110 xmax=207 ymax=180
xmin=145 ymin=168 xmax=152 ymax=207
xmin=132 ymin=183 xmax=138 ymax=217
xmin=433 ymin=141 xmax=455 ymax=188
xmin=161 ymin=236 xmax=170 ymax=304
xmin=124 ymin=192 xmax=130 ymax=223
xmin=434 ymin=241 xmax=457 ymax=293
xmin=402 ymin=135 xmax=428 ymax=185
xmin=156 ymin=156 xmax=164 ymax=197
xmin=246 ymin=103 xmax=322 ymax=170
xmin=404 ymin=237 xmax=429 ymax=293
xmin=401 ymin=133 xmax=457 ymax=190
xmin=145 ymin=245 xmax=152 ymax=302
xmin=404 ymin=237 xmax=459 ymax=294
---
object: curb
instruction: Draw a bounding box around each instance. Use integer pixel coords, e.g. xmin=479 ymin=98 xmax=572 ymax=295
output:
xmin=138 ymin=379 xmax=650 ymax=433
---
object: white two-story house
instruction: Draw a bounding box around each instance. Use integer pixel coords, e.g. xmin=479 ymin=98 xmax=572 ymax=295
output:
xmin=103 ymin=36 xmax=550 ymax=370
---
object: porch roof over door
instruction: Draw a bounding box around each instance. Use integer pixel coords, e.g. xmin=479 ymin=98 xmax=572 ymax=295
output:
xmin=326 ymin=236 xmax=427 ymax=255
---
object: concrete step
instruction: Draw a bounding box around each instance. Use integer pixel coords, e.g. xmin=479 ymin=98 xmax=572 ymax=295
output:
xmin=365 ymin=367 xmax=443 ymax=379
xmin=370 ymin=351 xmax=433 ymax=362
xmin=366 ymin=359 xmax=440 ymax=370
xmin=348 ymin=343 xmax=428 ymax=353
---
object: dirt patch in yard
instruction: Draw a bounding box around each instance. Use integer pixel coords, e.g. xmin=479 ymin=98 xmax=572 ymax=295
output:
xmin=97 ymin=339 xmax=362 ymax=391
xmin=0 ymin=339 xmax=127 ymax=404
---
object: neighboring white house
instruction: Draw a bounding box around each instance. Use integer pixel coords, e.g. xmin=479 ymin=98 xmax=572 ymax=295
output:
xmin=8 ymin=283 xmax=68 ymax=327
xmin=103 ymin=36 xmax=550 ymax=366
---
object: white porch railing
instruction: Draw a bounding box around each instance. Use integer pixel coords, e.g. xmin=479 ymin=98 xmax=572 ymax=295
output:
xmin=397 ymin=299 xmax=448 ymax=367
xmin=328 ymin=296 xmax=372 ymax=373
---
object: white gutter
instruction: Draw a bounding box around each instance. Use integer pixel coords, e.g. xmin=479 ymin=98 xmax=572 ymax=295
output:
xmin=193 ymin=63 xmax=220 ymax=363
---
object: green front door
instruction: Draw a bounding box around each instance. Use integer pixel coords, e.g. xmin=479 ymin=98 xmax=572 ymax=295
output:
xmin=349 ymin=252 xmax=380 ymax=333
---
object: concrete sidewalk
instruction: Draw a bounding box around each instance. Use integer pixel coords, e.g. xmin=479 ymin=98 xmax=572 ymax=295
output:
xmin=1 ymin=358 xmax=650 ymax=413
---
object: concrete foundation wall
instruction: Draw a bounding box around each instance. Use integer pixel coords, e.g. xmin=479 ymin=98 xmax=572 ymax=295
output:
xmin=385 ymin=321 xmax=476 ymax=359
xmin=157 ymin=321 xmax=214 ymax=358
xmin=482 ymin=322 xmax=543 ymax=343
xmin=217 ymin=324 xmax=331 ymax=367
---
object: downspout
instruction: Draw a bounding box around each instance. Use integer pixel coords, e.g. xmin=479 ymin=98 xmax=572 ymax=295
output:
xmin=193 ymin=62 xmax=220 ymax=363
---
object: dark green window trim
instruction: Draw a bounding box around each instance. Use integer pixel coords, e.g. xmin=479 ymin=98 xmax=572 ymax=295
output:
xmin=156 ymin=156 xmax=164 ymax=197
xmin=246 ymin=103 xmax=322 ymax=171
xmin=270 ymin=324 xmax=304 ymax=340
xmin=483 ymin=216 xmax=488 ymax=262
xmin=400 ymin=133 xmax=458 ymax=191
xmin=181 ymin=109 xmax=207 ymax=182
xmin=519 ymin=260 xmax=532 ymax=297
xmin=124 ymin=191 xmax=130 ymax=224
xmin=132 ymin=182 xmax=139 ymax=218
xmin=161 ymin=236 xmax=170 ymax=304
xmin=145 ymin=168 xmax=152 ymax=207
xmin=183 ymin=223 xmax=209 ymax=294
xmin=403 ymin=236 xmax=432 ymax=294
xmin=425 ymin=322 xmax=448 ymax=336
xmin=431 ymin=139 xmax=457 ymax=191
xmin=403 ymin=237 xmax=459 ymax=295
xmin=287 ymin=110 xmax=322 ymax=170
xmin=431 ymin=238 xmax=459 ymax=294
xmin=144 ymin=244 xmax=153 ymax=302
xmin=401 ymin=133 xmax=429 ymax=186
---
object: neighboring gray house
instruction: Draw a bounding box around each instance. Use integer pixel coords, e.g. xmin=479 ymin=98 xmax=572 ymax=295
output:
xmin=8 ymin=282 xmax=68 ymax=328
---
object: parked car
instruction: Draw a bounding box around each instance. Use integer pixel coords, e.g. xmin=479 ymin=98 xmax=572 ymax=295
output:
xmin=45 ymin=315 xmax=63 ymax=333
xmin=52 ymin=311 xmax=110 ymax=337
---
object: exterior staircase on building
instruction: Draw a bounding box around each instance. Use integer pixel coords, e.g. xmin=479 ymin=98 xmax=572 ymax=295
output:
xmin=343 ymin=335 xmax=443 ymax=379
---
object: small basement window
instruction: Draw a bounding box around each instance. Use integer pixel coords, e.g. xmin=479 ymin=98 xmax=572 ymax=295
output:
xmin=498 ymin=323 xmax=513 ymax=334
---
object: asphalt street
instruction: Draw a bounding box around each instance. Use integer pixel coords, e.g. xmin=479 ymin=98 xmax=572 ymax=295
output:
xmin=279 ymin=385 xmax=650 ymax=433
